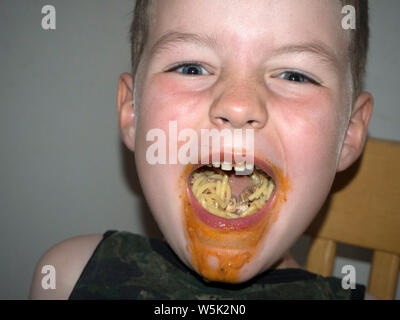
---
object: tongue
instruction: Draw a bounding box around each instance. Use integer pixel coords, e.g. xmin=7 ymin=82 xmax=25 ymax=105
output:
xmin=228 ymin=174 xmax=253 ymax=198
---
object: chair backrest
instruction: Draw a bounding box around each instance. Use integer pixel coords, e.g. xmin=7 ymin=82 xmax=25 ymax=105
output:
xmin=305 ymin=137 xmax=400 ymax=299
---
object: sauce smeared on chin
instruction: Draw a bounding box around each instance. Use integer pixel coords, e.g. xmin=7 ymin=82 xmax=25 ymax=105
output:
xmin=180 ymin=157 xmax=291 ymax=283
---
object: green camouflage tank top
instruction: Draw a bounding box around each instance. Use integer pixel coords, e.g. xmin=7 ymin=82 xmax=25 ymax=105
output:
xmin=69 ymin=230 xmax=365 ymax=300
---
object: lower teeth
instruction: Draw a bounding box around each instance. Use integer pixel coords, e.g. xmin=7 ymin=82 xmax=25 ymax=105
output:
xmin=190 ymin=167 xmax=275 ymax=219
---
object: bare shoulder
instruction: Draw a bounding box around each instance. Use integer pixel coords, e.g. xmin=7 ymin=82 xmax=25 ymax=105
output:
xmin=29 ymin=233 xmax=103 ymax=300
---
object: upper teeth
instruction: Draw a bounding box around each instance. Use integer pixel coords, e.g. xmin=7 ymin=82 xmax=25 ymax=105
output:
xmin=234 ymin=162 xmax=245 ymax=172
xmin=241 ymin=163 xmax=254 ymax=175
xmin=221 ymin=162 xmax=232 ymax=171
xmin=212 ymin=161 xmax=254 ymax=175
xmin=212 ymin=161 xmax=220 ymax=168
xmin=246 ymin=163 xmax=254 ymax=171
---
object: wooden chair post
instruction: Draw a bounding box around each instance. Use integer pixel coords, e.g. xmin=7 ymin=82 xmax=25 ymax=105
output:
xmin=306 ymin=238 xmax=336 ymax=277
xmin=368 ymin=251 xmax=400 ymax=300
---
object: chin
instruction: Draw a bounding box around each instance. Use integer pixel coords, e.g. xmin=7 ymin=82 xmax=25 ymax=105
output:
xmin=175 ymin=151 xmax=292 ymax=283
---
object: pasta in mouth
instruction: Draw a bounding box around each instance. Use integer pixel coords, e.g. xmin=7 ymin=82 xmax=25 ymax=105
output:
xmin=190 ymin=166 xmax=275 ymax=219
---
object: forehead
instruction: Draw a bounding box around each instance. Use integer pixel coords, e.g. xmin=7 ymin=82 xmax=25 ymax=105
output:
xmin=147 ymin=0 xmax=348 ymax=65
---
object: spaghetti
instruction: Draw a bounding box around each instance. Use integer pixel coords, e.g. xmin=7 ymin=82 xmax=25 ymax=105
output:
xmin=190 ymin=167 xmax=274 ymax=219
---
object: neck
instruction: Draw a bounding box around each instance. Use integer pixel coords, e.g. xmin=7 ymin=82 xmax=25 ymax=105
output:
xmin=273 ymin=251 xmax=302 ymax=269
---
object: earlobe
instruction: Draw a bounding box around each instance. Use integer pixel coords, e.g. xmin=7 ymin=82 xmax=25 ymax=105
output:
xmin=337 ymin=92 xmax=374 ymax=172
xmin=117 ymin=73 xmax=135 ymax=152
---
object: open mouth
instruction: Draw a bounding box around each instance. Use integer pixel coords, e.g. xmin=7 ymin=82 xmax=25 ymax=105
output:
xmin=186 ymin=156 xmax=276 ymax=229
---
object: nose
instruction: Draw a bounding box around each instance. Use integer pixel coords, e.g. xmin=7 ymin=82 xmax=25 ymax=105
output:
xmin=209 ymin=79 xmax=268 ymax=129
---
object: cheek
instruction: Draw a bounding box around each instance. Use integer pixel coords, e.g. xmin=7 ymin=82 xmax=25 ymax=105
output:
xmin=272 ymin=89 xmax=343 ymax=177
xmin=262 ymin=90 xmax=345 ymax=255
xmin=140 ymin=76 xmax=210 ymax=128
xmin=137 ymin=78 xmax=211 ymax=169
xmin=133 ymin=75 xmax=211 ymax=213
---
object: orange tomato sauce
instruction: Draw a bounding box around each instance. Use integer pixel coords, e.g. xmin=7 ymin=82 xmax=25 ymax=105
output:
xmin=180 ymin=157 xmax=291 ymax=283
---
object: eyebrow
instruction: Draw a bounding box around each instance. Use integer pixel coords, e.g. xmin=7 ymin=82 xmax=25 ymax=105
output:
xmin=271 ymin=41 xmax=341 ymax=71
xmin=150 ymin=31 xmax=341 ymax=70
xmin=149 ymin=31 xmax=218 ymax=57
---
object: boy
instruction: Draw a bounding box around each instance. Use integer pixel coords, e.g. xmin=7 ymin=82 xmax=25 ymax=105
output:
xmin=30 ymin=0 xmax=374 ymax=299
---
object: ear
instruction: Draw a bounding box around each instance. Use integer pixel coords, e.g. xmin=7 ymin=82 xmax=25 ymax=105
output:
xmin=116 ymin=72 xmax=135 ymax=152
xmin=337 ymin=92 xmax=374 ymax=172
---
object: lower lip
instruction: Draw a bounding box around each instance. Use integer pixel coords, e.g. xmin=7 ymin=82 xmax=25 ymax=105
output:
xmin=186 ymin=175 xmax=276 ymax=231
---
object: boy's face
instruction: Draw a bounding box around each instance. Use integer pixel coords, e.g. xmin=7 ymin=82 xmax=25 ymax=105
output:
xmin=118 ymin=0 xmax=373 ymax=283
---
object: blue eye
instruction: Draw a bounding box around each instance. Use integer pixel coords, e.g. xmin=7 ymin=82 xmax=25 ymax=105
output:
xmin=167 ymin=63 xmax=210 ymax=76
xmin=279 ymin=71 xmax=319 ymax=85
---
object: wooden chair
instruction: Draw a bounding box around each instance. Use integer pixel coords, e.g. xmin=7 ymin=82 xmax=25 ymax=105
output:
xmin=305 ymin=137 xmax=400 ymax=299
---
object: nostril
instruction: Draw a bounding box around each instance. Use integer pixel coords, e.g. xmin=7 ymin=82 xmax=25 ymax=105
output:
xmin=217 ymin=117 xmax=260 ymax=128
xmin=248 ymin=119 xmax=265 ymax=129
xmin=248 ymin=120 xmax=259 ymax=127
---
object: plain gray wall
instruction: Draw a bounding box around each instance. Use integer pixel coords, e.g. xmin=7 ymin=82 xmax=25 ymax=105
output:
xmin=0 ymin=0 xmax=399 ymax=299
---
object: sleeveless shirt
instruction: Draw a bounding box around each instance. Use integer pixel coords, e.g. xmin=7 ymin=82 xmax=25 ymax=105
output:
xmin=69 ymin=230 xmax=365 ymax=300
